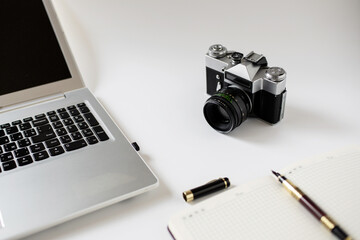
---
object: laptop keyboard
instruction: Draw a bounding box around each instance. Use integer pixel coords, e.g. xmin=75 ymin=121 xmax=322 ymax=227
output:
xmin=0 ymin=103 xmax=109 ymax=173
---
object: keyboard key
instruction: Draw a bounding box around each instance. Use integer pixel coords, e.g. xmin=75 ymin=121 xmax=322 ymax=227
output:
xmin=6 ymin=126 xmax=18 ymax=134
xmin=47 ymin=111 xmax=56 ymax=116
xmin=60 ymin=135 xmax=72 ymax=144
xmin=3 ymin=160 xmax=17 ymax=171
xmin=35 ymin=113 xmax=46 ymax=119
xmin=79 ymin=106 xmax=90 ymax=113
xmin=12 ymin=120 xmax=22 ymax=125
xmin=69 ymin=109 xmax=80 ymax=116
xmin=33 ymin=151 xmax=49 ymax=161
xmin=19 ymin=122 xmax=32 ymax=131
xmin=67 ymin=105 xmax=76 ymax=110
xmin=45 ymin=138 xmax=60 ymax=148
xmin=93 ymin=126 xmax=109 ymax=141
xmin=4 ymin=143 xmax=17 ymax=152
xmin=59 ymin=112 xmax=70 ymax=119
xmin=84 ymin=113 xmax=99 ymax=126
xmin=0 ymin=146 xmax=2 ymax=154
xmin=63 ymin=118 xmax=74 ymax=126
xmin=57 ymin=108 xmax=66 ymax=113
xmin=67 ymin=125 xmax=78 ymax=133
xmin=60 ymin=135 xmax=72 ymax=143
xmin=37 ymin=124 xmax=52 ymax=133
xmin=53 ymin=121 xmax=63 ymax=129
xmin=15 ymin=148 xmax=29 ymax=158
xmin=82 ymin=129 xmax=93 ymax=137
xmin=71 ymin=132 xmax=83 ymax=140
xmin=73 ymin=115 xmax=84 ymax=123
xmin=23 ymin=117 xmax=33 ymax=122
xmin=86 ymin=136 xmax=99 ymax=145
xmin=56 ymin=128 xmax=67 ymax=136
xmin=30 ymin=143 xmax=45 ymax=153
xmin=49 ymin=115 xmax=60 ymax=122
xmin=0 ymin=152 xmax=14 ymax=162
xmin=0 ymin=136 xmax=10 ymax=145
xmin=31 ymin=130 xmax=56 ymax=143
xmin=10 ymin=132 xmax=23 ymax=141
xmin=32 ymin=118 xmax=49 ymax=127
xmin=18 ymin=138 xmax=31 ymax=148
xmin=1 ymin=123 xmax=10 ymax=129
xmin=78 ymin=122 xmax=88 ymax=129
xmin=24 ymin=129 xmax=36 ymax=137
xmin=64 ymin=139 xmax=87 ymax=151
xmin=17 ymin=155 xmax=33 ymax=166
xmin=49 ymin=146 xmax=65 ymax=156
xmin=77 ymin=103 xmax=86 ymax=108
xmin=0 ymin=130 xmax=5 ymax=137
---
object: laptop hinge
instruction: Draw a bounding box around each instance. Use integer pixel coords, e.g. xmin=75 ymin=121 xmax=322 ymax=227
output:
xmin=0 ymin=93 xmax=65 ymax=114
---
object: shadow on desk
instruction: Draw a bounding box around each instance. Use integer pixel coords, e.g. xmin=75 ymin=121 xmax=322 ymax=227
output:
xmin=227 ymin=104 xmax=350 ymax=143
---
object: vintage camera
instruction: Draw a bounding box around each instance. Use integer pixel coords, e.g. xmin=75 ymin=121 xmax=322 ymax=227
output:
xmin=204 ymin=44 xmax=287 ymax=133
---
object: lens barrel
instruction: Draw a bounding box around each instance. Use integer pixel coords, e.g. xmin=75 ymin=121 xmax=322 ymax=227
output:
xmin=203 ymin=88 xmax=251 ymax=133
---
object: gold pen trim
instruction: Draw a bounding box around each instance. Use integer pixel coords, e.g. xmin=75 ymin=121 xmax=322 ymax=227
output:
xmin=282 ymin=180 xmax=304 ymax=200
xmin=221 ymin=178 xmax=228 ymax=188
xmin=320 ymin=216 xmax=335 ymax=230
xmin=183 ymin=190 xmax=194 ymax=202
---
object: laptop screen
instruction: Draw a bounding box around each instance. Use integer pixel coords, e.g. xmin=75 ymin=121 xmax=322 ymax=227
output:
xmin=0 ymin=0 xmax=72 ymax=96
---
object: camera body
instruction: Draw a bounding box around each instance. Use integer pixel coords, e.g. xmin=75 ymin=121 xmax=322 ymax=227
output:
xmin=204 ymin=44 xmax=286 ymax=132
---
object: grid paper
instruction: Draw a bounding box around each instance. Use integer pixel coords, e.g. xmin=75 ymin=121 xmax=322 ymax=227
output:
xmin=169 ymin=146 xmax=360 ymax=240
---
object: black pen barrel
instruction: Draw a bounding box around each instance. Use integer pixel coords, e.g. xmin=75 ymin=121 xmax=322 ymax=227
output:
xmin=183 ymin=178 xmax=230 ymax=202
xmin=332 ymin=226 xmax=350 ymax=240
xmin=193 ymin=178 xmax=230 ymax=199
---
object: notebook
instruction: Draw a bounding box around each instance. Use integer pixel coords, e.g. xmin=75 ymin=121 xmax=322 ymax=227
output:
xmin=0 ymin=0 xmax=158 ymax=239
xmin=168 ymin=145 xmax=360 ymax=240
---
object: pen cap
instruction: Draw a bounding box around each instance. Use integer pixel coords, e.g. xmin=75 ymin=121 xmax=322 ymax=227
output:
xmin=183 ymin=178 xmax=230 ymax=202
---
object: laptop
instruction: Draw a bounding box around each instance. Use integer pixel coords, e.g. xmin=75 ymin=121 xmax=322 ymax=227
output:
xmin=0 ymin=0 xmax=158 ymax=239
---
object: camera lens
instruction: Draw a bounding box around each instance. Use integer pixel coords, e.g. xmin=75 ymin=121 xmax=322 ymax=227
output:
xmin=203 ymin=87 xmax=252 ymax=133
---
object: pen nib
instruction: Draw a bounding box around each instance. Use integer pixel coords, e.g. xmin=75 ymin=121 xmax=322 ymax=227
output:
xmin=271 ymin=170 xmax=280 ymax=178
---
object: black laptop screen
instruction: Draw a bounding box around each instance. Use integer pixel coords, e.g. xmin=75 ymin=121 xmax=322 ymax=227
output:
xmin=0 ymin=0 xmax=72 ymax=96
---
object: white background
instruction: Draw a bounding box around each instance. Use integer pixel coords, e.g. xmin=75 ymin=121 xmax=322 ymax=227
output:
xmin=25 ymin=0 xmax=360 ymax=239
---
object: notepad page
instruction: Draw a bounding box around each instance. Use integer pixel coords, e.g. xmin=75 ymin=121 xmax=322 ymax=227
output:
xmin=168 ymin=146 xmax=360 ymax=240
xmin=280 ymin=146 xmax=360 ymax=237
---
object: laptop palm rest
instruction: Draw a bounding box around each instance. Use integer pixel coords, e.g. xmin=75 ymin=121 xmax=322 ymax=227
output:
xmin=0 ymin=88 xmax=158 ymax=239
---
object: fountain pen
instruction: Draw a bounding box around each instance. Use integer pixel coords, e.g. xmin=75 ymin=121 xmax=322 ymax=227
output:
xmin=271 ymin=170 xmax=351 ymax=240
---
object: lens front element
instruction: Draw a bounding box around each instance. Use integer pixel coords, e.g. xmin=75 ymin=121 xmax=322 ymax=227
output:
xmin=203 ymin=88 xmax=251 ymax=133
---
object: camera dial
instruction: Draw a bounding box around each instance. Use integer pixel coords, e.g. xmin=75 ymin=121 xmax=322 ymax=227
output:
xmin=230 ymin=52 xmax=243 ymax=64
xmin=265 ymin=67 xmax=286 ymax=82
xmin=208 ymin=44 xmax=227 ymax=58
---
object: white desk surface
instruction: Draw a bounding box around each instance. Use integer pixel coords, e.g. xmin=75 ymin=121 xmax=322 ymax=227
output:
xmin=25 ymin=0 xmax=360 ymax=239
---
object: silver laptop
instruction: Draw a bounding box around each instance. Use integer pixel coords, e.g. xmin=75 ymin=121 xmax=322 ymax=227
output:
xmin=0 ymin=0 xmax=158 ymax=239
